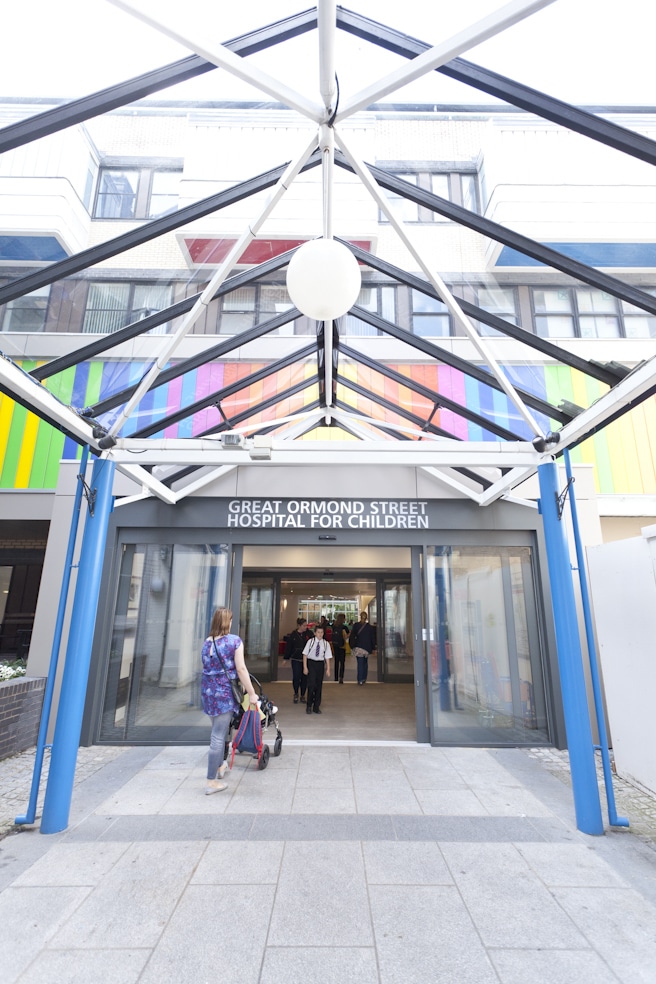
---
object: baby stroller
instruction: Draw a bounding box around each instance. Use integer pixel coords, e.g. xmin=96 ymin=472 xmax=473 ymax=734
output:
xmin=228 ymin=673 xmax=282 ymax=770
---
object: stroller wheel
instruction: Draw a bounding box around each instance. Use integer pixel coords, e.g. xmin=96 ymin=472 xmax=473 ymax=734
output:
xmin=258 ymin=745 xmax=270 ymax=770
xmin=273 ymin=733 xmax=283 ymax=757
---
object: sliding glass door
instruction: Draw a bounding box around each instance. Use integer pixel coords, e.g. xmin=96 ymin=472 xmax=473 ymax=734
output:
xmin=424 ymin=545 xmax=549 ymax=745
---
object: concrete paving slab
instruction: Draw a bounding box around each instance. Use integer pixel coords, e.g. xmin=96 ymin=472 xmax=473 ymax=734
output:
xmin=291 ymin=784 xmax=358 ymax=813
xmin=15 ymin=948 xmax=151 ymax=984
xmin=48 ymin=841 xmax=204 ymax=949
xmin=363 ymin=841 xmax=453 ymax=885
xmin=250 ymin=813 xmax=396 ymax=841
xmin=353 ymin=772 xmax=422 ymax=814
xmin=138 ymin=884 xmax=273 ymax=984
xmin=488 ymin=948 xmax=620 ymax=984
xmin=191 ymin=840 xmax=284 ymax=884
xmin=3 ymin=741 xmax=656 ymax=983
xmin=11 ymin=841 xmax=130 ymax=886
xmin=440 ymin=842 xmax=589 ymax=949
xmin=268 ymin=841 xmax=373 ymax=946
xmin=370 ymin=884 xmax=498 ymax=983
xmin=471 ymin=783 xmax=555 ymax=816
xmin=414 ymin=788 xmax=491 ymax=815
xmin=516 ymin=842 xmax=630 ymax=887
xmin=259 ymin=946 xmax=380 ymax=984
xmin=2 ymin=886 xmax=91 ymax=984
xmin=93 ymin=770 xmax=188 ymax=815
xmin=553 ymin=886 xmax=656 ymax=984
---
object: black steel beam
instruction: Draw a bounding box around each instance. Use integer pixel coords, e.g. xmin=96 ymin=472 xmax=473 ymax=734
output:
xmin=339 ymin=341 xmax=523 ymax=441
xmin=349 ymin=304 xmax=570 ymax=425
xmin=334 ymin=388 xmax=493 ymax=489
xmin=336 ymin=371 xmax=463 ymax=441
xmin=342 ymin=240 xmax=627 ymax=386
xmin=193 ymin=376 xmax=317 ymax=439
xmin=336 ymin=155 xmax=656 ymax=318
xmin=87 ymin=307 xmax=302 ymax=417
xmin=31 ymin=252 xmax=299 ymax=382
xmin=0 ymin=9 xmax=318 ymax=155
xmin=131 ymin=342 xmax=315 ymax=438
xmin=336 ymin=8 xmax=656 ymax=167
xmin=0 ymin=152 xmax=321 ymax=307
xmin=333 ymin=397 xmax=411 ymax=441
xmin=159 ymin=396 xmax=322 ymax=487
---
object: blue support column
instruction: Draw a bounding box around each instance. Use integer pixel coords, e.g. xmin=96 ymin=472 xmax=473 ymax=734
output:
xmin=40 ymin=457 xmax=115 ymax=835
xmin=538 ymin=459 xmax=603 ymax=836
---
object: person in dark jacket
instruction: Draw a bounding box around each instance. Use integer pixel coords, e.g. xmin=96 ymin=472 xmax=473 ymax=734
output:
xmin=331 ymin=612 xmax=349 ymax=684
xmin=349 ymin=611 xmax=376 ymax=685
xmin=284 ymin=617 xmax=311 ymax=703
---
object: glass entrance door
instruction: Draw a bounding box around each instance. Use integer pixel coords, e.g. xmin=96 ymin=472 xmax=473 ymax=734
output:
xmin=240 ymin=575 xmax=278 ymax=681
xmin=99 ymin=541 xmax=230 ymax=741
xmin=380 ymin=579 xmax=413 ymax=681
xmin=424 ymin=545 xmax=549 ymax=745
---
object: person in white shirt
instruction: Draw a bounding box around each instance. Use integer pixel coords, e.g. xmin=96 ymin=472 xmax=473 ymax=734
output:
xmin=302 ymin=625 xmax=332 ymax=714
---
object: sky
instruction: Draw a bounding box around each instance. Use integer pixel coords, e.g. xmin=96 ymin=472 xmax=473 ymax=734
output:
xmin=0 ymin=0 xmax=654 ymax=108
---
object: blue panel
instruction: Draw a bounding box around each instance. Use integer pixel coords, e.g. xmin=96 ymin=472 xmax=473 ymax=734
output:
xmin=496 ymin=242 xmax=656 ymax=268
xmin=62 ymin=363 xmax=90 ymax=459
xmin=0 ymin=236 xmax=68 ymax=261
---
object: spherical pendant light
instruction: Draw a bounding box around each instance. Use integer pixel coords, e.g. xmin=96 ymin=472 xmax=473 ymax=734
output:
xmin=286 ymin=238 xmax=361 ymax=321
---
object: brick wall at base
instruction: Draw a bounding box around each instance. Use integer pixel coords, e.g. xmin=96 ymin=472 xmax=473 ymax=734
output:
xmin=0 ymin=677 xmax=46 ymax=760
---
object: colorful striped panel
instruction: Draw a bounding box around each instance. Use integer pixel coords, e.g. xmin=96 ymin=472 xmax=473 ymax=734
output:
xmin=1 ymin=358 xmax=655 ymax=496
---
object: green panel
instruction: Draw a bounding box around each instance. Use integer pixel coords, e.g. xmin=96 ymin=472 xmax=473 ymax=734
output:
xmin=34 ymin=367 xmax=78 ymax=489
xmin=84 ymin=361 xmax=104 ymax=408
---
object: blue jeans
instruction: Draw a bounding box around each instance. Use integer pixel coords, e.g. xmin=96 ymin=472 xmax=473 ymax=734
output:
xmin=356 ymin=653 xmax=369 ymax=684
xmin=207 ymin=710 xmax=233 ymax=779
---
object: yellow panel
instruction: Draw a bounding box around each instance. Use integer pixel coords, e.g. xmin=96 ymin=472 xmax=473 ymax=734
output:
xmin=14 ymin=411 xmax=40 ymax=488
xmin=633 ymin=403 xmax=656 ymax=494
xmin=0 ymin=393 xmax=16 ymax=465
xmin=615 ymin=412 xmax=643 ymax=493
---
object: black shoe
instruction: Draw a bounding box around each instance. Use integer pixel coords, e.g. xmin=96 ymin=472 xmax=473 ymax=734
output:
xmin=293 ymin=695 xmax=299 ymax=703
xmin=339 ymin=679 xmax=344 ymax=684
xmin=313 ymin=708 xmax=322 ymax=714
xmin=300 ymin=696 xmax=306 ymax=703
xmin=306 ymin=707 xmax=313 ymax=714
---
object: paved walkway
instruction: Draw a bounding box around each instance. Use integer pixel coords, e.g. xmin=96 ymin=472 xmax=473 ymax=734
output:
xmin=1 ymin=741 xmax=656 ymax=984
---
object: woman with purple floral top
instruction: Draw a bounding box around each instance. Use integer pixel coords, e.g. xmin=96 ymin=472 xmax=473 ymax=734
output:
xmin=201 ymin=607 xmax=258 ymax=795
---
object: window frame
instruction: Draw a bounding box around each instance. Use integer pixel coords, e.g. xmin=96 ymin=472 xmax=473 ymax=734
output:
xmin=529 ymin=286 xmax=652 ymax=339
xmin=82 ymin=280 xmax=174 ymax=335
xmin=378 ymin=167 xmax=480 ymax=224
xmin=93 ymin=165 xmax=182 ymax=220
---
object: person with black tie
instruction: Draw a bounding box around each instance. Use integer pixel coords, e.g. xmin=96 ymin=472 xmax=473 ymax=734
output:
xmin=302 ymin=624 xmax=332 ymax=713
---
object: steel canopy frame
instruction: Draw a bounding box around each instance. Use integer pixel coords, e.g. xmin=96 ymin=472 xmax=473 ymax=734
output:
xmin=0 ymin=2 xmax=654 ymax=508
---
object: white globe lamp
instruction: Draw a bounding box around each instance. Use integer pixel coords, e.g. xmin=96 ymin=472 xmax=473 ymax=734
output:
xmin=286 ymin=238 xmax=361 ymax=321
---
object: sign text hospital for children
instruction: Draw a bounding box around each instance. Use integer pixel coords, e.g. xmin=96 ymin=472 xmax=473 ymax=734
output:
xmin=226 ymin=499 xmax=429 ymax=529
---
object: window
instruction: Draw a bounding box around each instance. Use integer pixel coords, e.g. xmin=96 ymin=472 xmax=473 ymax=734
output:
xmin=379 ymin=169 xmax=479 ymax=223
xmin=83 ymin=282 xmax=172 ymax=334
xmin=1 ymin=285 xmax=51 ymax=332
xmin=380 ymin=173 xmax=420 ymax=222
xmin=533 ymin=288 xmax=575 ymax=338
xmin=148 ymin=170 xmax=182 ymax=218
xmin=216 ymin=284 xmax=295 ymax=334
xmin=344 ymin=285 xmax=396 ymax=336
xmin=577 ymin=289 xmax=620 ymax=339
xmin=94 ymin=167 xmax=181 ymax=219
xmin=474 ymin=286 xmax=518 ymax=337
xmin=531 ymin=287 xmax=646 ymax=338
xmin=411 ymin=290 xmax=450 ymax=337
xmin=95 ymin=169 xmax=139 ymax=219
xmin=621 ymin=291 xmax=656 ymax=338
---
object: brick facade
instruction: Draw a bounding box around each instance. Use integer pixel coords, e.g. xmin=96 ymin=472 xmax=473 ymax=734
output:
xmin=0 ymin=677 xmax=46 ymax=760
